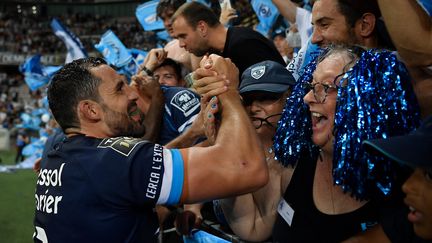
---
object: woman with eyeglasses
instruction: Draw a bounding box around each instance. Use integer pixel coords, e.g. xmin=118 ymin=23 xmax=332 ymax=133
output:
xmin=184 ymin=48 xmax=420 ymax=242
xmin=205 ymin=46 xmax=420 ymax=242
xmin=270 ymin=45 xmax=421 ymax=242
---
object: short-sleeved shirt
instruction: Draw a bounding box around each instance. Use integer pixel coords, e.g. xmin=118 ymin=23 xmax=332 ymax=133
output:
xmin=222 ymin=27 xmax=286 ymax=79
xmin=160 ymin=86 xmax=200 ymax=145
xmin=33 ymin=135 xmax=184 ymax=243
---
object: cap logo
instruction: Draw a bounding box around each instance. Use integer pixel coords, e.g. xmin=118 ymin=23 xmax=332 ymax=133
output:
xmin=251 ymin=65 xmax=266 ymax=79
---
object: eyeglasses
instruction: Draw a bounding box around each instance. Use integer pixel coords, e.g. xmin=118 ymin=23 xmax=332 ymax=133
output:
xmin=250 ymin=113 xmax=282 ymax=129
xmin=305 ymin=72 xmax=348 ymax=103
xmin=305 ymin=82 xmax=338 ymax=103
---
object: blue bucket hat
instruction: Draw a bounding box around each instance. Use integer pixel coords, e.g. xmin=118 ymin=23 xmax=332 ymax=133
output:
xmin=239 ymin=60 xmax=295 ymax=94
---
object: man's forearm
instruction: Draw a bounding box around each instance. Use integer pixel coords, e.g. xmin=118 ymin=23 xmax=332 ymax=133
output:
xmin=176 ymin=56 xmax=267 ymax=203
xmin=271 ymin=0 xmax=297 ymax=23
xmin=216 ymin=89 xmax=265 ymax=170
xmin=378 ymin=0 xmax=432 ymax=66
xmin=165 ymin=128 xmax=203 ymax=148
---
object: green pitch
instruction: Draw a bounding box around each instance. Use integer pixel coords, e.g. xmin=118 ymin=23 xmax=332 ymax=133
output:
xmin=0 ymin=150 xmax=37 ymax=243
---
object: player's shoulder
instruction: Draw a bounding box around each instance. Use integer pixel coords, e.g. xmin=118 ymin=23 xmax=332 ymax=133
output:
xmin=96 ymin=137 xmax=152 ymax=157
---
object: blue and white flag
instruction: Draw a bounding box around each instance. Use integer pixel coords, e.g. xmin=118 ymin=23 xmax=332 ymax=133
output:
xmin=22 ymin=137 xmax=45 ymax=158
xmin=287 ymin=37 xmax=321 ymax=81
xmin=94 ymin=30 xmax=132 ymax=67
xmin=95 ymin=30 xmax=142 ymax=79
xmin=251 ymin=0 xmax=279 ymax=36
xmin=136 ymin=0 xmax=164 ymax=31
xmin=19 ymin=55 xmax=60 ymax=91
xmin=19 ymin=55 xmax=46 ymax=91
xmin=43 ymin=65 xmax=62 ymax=78
xmin=51 ymin=18 xmax=87 ymax=64
xmin=129 ymin=48 xmax=148 ymax=66
xmin=18 ymin=112 xmax=42 ymax=131
xmin=156 ymin=29 xmax=171 ymax=42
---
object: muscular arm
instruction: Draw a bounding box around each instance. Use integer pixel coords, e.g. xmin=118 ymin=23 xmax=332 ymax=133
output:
xmin=378 ymin=0 xmax=432 ymax=66
xmin=177 ymin=56 xmax=268 ymax=204
xmin=378 ymin=0 xmax=432 ymax=117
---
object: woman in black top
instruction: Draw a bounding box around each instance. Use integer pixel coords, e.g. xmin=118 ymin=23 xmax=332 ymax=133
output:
xmin=217 ymin=45 xmax=420 ymax=242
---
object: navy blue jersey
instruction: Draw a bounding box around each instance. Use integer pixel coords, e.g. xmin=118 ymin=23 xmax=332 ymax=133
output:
xmin=160 ymin=86 xmax=200 ymax=145
xmin=33 ymin=135 xmax=184 ymax=243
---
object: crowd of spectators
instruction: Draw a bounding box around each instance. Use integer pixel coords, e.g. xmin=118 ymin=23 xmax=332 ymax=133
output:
xmin=0 ymin=11 xmax=158 ymax=55
xmin=0 ymin=0 xmax=260 ymax=56
xmin=0 ymin=0 xmax=262 ymax=165
xmin=0 ymin=71 xmax=46 ymax=154
xmin=0 ymin=73 xmax=25 ymax=129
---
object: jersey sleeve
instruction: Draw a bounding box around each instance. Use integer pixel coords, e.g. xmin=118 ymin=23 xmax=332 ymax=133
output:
xmin=157 ymin=148 xmax=184 ymax=205
xmin=128 ymin=143 xmax=185 ymax=206
xmin=165 ymin=87 xmax=200 ymax=133
xmin=88 ymin=137 xmax=185 ymax=206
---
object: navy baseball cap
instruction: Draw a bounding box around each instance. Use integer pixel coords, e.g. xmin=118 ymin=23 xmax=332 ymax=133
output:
xmin=363 ymin=116 xmax=432 ymax=168
xmin=239 ymin=60 xmax=295 ymax=94
xmin=271 ymin=27 xmax=286 ymax=39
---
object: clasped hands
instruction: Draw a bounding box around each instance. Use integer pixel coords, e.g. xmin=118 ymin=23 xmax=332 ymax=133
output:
xmin=188 ymin=54 xmax=239 ymax=144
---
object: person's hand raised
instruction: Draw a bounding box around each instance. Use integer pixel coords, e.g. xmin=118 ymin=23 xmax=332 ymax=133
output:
xmin=130 ymin=73 xmax=161 ymax=100
xmin=192 ymin=54 xmax=239 ymax=97
xmin=139 ymin=48 xmax=167 ymax=74
xmin=219 ymin=1 xmax=238 ymax=26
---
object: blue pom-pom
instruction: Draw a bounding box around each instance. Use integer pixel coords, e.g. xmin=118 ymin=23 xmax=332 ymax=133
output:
xmin=274 ymin=48 xmax=421 ymax=200
xmin=333 ymin=50 xmax=420 ymax=200
xmin=274 ymin=56 xmax=318 ymax=167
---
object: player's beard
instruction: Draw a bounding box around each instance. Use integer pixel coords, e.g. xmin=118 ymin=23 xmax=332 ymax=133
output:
xmin=101 ymin=101 xmax=146 ymax=138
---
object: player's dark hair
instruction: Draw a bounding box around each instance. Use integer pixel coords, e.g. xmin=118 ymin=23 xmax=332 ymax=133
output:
xmin=48 ymin=57 xmax=106 ymax=132
xmin=172 ymin=1 xmax=220 ymax=28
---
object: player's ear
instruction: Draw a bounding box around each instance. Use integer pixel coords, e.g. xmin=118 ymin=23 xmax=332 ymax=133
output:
xmin=78 ymin=100 xmax=102 ymax=121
